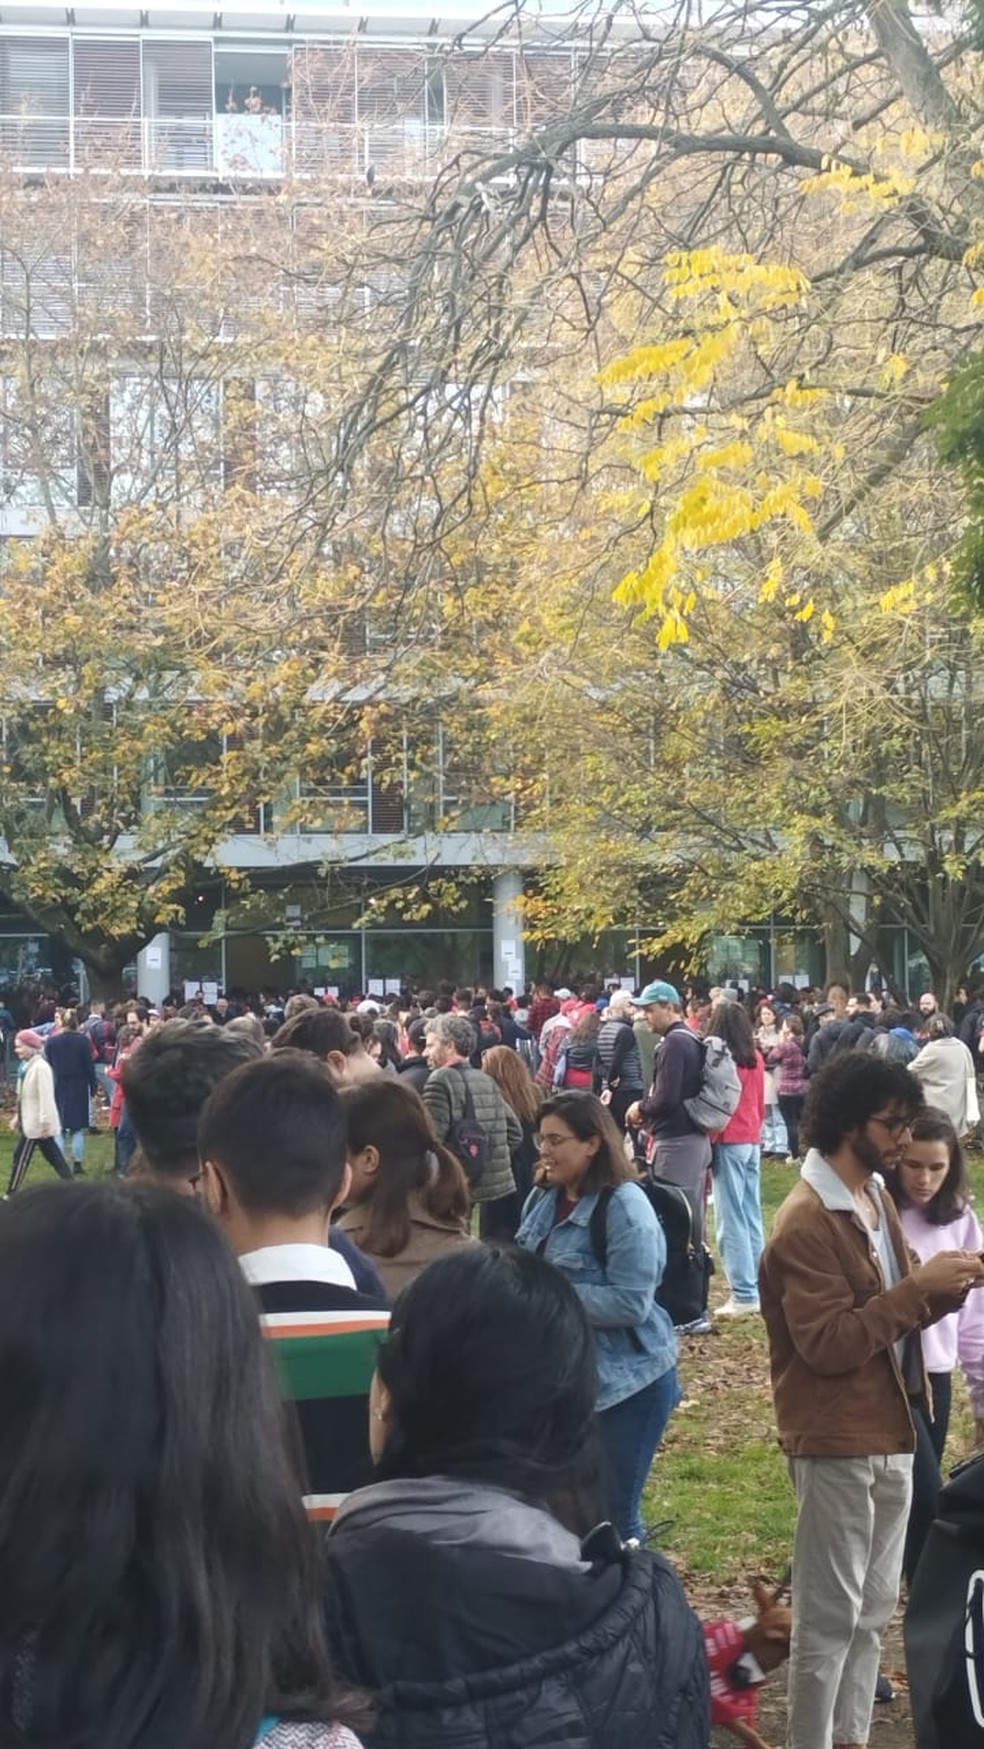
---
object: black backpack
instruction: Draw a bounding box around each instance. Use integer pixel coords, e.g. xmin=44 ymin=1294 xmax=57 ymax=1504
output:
xmin=906 ymin=1448 xmax=984 ymax=1746
xmin=589 ymin=1179 xmax=713 ymax=1328
xmin=447 ymin=1066 xmax=490 ymax=1189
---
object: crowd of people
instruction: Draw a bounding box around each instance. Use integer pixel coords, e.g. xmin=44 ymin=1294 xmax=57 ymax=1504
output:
xmin=1 ymin=968 xmax=983 ymax=1746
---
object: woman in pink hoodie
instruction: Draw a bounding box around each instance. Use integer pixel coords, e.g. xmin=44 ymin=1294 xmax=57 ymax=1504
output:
xmin=884 ymin=1108 xmax=984 ymax=1579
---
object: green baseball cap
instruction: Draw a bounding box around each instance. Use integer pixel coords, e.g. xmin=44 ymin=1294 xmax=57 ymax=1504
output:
xmin=634 ymin=980 xmax=681 ymax=1006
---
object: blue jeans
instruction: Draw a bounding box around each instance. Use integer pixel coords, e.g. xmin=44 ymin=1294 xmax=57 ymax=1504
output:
xmin=115 ymin=1112 xmax=137 ymax=1176
xmin=597 ymin=1366 xmax=680 ymax=1543
xmin=712 ymin=1141 xmax=764 ymax=1303
xmin=64 ymin=1127 xmax=86 ymax=1167
xmin=762 ymin=1103 xmax=789 ymax=1155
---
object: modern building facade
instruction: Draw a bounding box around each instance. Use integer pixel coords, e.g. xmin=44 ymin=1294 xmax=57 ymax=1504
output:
xmin=0 ymin=0 xmax=622 ymax=998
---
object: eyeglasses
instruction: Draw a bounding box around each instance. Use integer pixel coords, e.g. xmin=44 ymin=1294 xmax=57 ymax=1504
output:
xmin=869 ymin=1114 xmax=914 ymax=1140
xmin=535 ymin=1132 xmax=580 ymax=1153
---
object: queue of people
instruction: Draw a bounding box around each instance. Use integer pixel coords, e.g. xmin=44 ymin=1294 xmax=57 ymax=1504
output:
xmin=0 ymin=1005 xmax=712 ymax=1749
xmin=5 ymin=970 xmax=984 ymax=1747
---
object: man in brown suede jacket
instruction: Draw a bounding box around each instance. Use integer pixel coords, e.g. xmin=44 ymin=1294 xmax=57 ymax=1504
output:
xmin=760 ymin=1052 xmax=984 ymax=1749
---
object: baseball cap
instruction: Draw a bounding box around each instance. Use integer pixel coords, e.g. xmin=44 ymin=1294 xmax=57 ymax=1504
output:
xmin=634 ymin=980 xmax=681 ymax=1007
xmin=555 ymin=987 xmax=573 ymax=999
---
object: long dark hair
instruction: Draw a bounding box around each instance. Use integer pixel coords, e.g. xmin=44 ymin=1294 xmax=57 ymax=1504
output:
xmin=341 ymin=1078 xmax=469 ymax=1256
xmin=375 ymin=1245 xmax=603 ymax=1535
xmin=0 ymin=1180 xmax=361 ymax=1748
xmin=371 ymin=1019 xmax=404 ymax=1071
xmin=536 ymin=1091 xmax=633 ymax=1194
xmin=708 ymin=1000 xmax=759 ymax=1069
xmin=883 ymin=1108 xmax=970 ymax=1226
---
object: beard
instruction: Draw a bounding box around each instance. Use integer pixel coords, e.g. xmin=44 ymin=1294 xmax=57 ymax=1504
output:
xmin=854 ymin=1128 xmax=890 ymax=1177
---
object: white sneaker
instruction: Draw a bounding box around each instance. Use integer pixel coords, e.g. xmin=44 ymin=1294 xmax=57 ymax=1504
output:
xmin=716 ymin=1297 xmax=761 ymax=1318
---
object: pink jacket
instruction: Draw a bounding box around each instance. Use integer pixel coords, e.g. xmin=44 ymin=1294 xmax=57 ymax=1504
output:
xmin=899 ymin=1201 xmax=984 ymax=1416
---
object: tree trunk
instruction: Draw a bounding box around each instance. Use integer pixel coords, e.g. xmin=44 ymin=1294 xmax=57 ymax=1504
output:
xmin=822 ymin=911 xmax=851 ymax=989
xmin=84 ymin=960 xmax=133 ymax=1003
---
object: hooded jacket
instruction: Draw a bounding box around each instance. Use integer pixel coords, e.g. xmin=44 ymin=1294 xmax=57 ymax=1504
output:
xmin=323 ymin=1476 xmax=709 ymax=1749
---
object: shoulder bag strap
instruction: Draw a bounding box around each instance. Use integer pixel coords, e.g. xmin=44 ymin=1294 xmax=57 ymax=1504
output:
xmin=587 ymin=1184 xmax=616 ymax=1269
xmin=451 ymin=1063 xmax=478 ymax=1120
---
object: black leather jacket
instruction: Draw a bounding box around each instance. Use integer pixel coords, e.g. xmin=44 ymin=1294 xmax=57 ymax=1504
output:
xmin=323 ymin=1479 xmax=710 ymax=1749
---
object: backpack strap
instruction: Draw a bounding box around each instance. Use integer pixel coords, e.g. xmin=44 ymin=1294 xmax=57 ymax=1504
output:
xmin=450 ymin=1063 xmax=478 ymax=1120
xmin=588 ymin=1185 xmax=616 ymax=1270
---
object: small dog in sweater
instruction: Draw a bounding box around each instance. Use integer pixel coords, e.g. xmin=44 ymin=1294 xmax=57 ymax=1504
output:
xmin=704 ymin=1577 xmax=792 ymax=1749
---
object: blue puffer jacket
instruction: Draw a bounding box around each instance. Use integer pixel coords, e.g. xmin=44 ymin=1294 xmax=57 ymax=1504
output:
xmin=516 ymin=1181 xmax=678 ymax=1409
xmin=324 ymin=1478 xmax=710 ymax=1749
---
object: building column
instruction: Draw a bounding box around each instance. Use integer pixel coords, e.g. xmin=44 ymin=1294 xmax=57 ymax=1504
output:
xmin=493 ymin=870 xmax=525 ymax=995
xmin=137 ymin=933 xmax=171 ymax=1007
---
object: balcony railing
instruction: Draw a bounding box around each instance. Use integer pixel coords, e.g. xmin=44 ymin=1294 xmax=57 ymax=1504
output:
xmin=0 ymin=112 xmax=504 ymax=181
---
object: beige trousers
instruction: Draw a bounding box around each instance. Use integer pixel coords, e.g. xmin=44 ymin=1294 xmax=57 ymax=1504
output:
xmin=786 ymin=1453 xmax=912 ymax=1749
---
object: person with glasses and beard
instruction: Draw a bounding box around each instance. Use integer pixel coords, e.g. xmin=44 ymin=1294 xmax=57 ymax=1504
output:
xmin=759 ymin=1053 xmax=984 ymax=1749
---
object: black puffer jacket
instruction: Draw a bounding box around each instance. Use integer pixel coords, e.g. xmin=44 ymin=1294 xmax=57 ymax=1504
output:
xmin=596 ymin=1015 xmax=645 ymax=1093
xmin=323 ymin=1477 xmax=710 ymax=1749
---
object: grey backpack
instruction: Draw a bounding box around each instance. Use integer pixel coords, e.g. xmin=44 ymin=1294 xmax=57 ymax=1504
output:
xmin=682 ymin=1034 xmax=742 ymax=1132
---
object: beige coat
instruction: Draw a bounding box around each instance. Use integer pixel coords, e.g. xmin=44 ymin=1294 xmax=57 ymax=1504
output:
xmin=338 ymin=1192 xmax=477 ymax=1299
xmin=18 ymin=1053 xmax=60 ymax=1139
xmin=908 ymin=1037 xmax=980 ymax=1136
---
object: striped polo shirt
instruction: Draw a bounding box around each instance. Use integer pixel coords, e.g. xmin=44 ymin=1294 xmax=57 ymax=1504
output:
xmin=243 ymin=1244 xmax=390 ymax=1523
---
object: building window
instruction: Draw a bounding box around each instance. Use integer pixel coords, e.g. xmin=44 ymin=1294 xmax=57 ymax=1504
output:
xmin=0 ymin=37 xmax=70 ymax=169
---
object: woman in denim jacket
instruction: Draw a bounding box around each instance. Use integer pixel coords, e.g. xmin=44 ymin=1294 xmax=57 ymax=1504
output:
xmin=516 ymin=1092 xmax=680 ymax=1542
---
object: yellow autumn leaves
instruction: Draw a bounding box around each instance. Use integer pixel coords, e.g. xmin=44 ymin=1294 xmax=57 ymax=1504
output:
xmin=600 ymin=250 xmax=829 ymax=644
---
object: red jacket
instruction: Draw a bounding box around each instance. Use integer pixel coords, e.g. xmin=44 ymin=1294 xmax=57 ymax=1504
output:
xmin=717 ymin=1056 xmax=765 ymax=1144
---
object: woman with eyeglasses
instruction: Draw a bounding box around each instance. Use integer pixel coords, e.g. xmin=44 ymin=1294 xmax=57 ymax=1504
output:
xmin=515 ymin=1091 xmax=679 ymax=1544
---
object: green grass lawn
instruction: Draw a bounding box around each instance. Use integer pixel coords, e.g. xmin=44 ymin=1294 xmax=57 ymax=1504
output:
xmin=0 ymin=1123 xmax=118 ymax=1190
xmin=645 ymin=1156 xmax=984 ymax=1596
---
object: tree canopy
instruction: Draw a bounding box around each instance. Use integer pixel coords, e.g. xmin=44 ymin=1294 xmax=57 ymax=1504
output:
xmin=0 ymin=0 xmax=982 ymax=987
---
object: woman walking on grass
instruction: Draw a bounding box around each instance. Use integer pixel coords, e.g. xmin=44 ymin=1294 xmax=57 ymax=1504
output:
xmin=6 ymin=1030 xmax=72 ymax=1195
